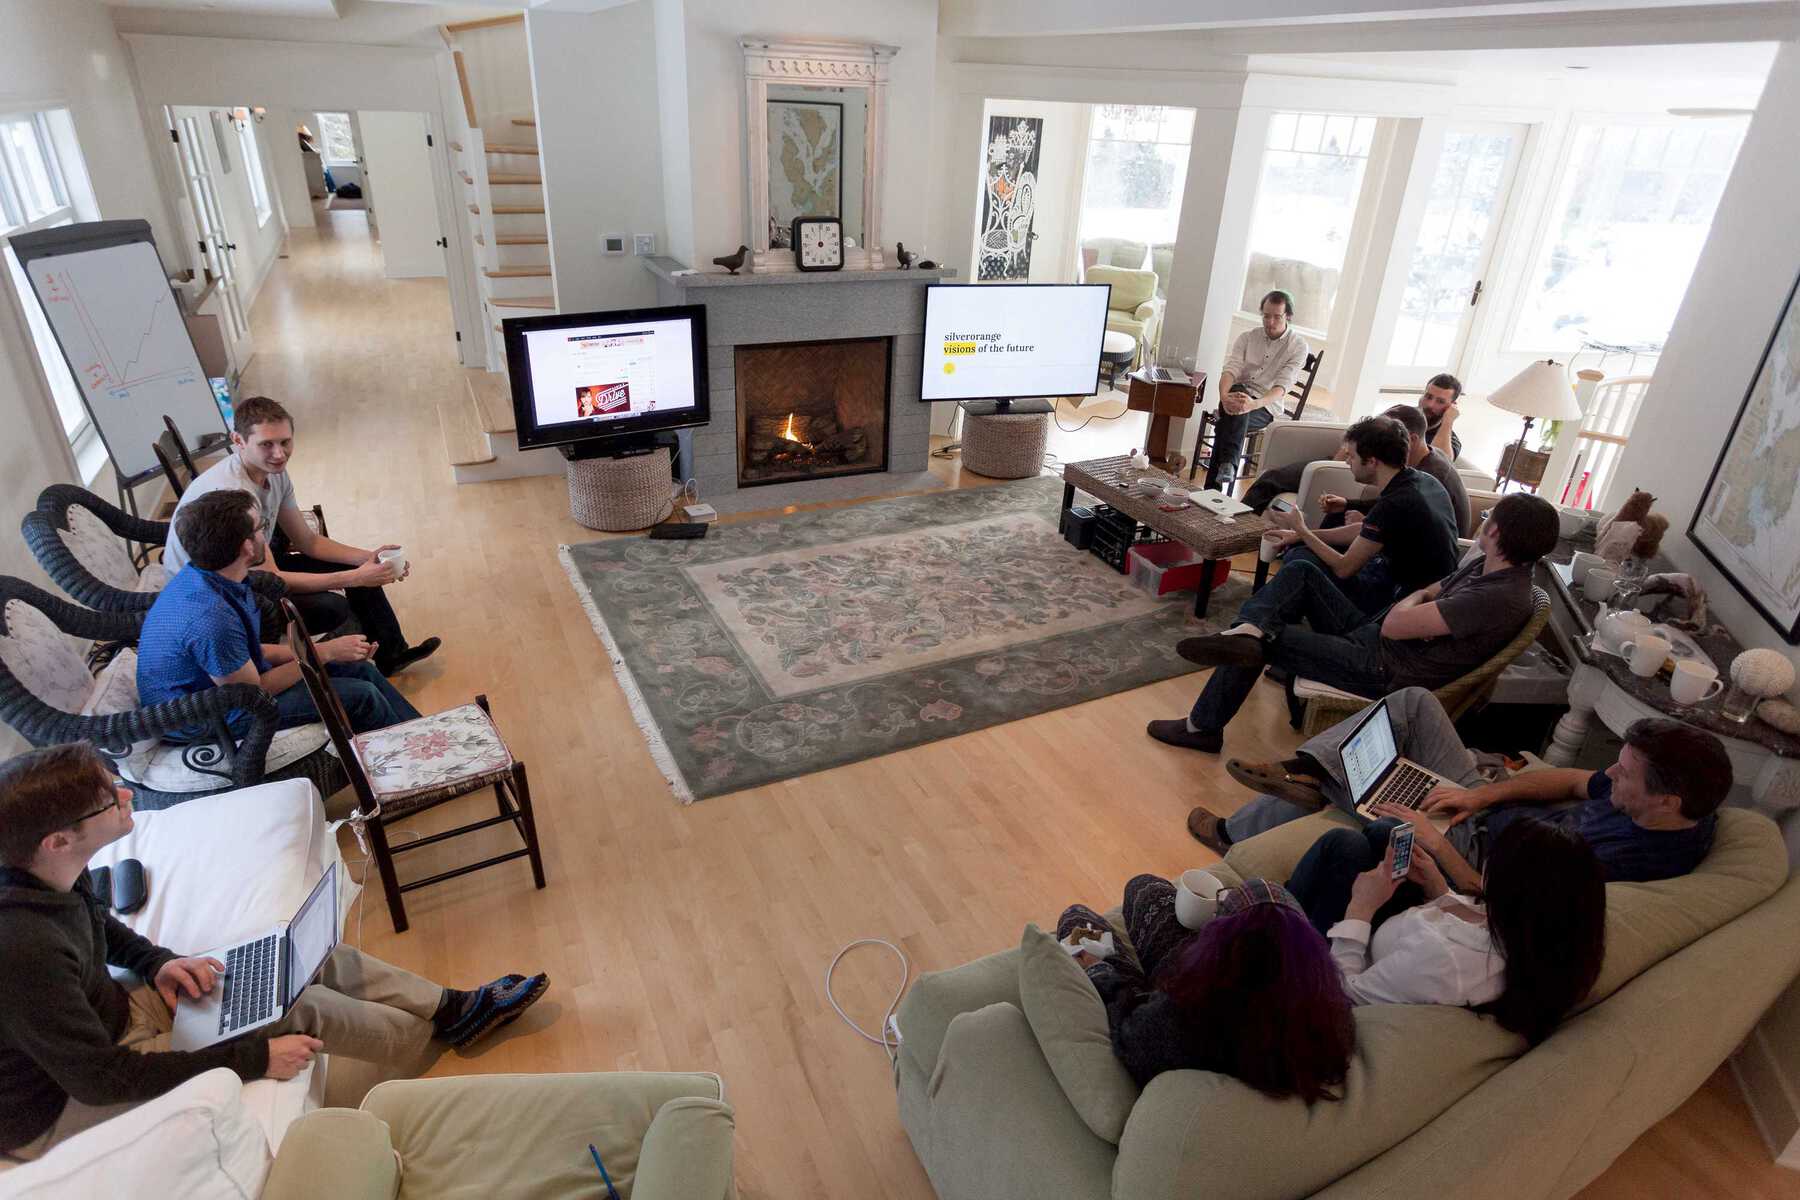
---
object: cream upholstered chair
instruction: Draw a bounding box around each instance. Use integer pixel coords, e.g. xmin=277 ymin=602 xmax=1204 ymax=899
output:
xmin=1085 ymin=265 xmax=1162 ymax=368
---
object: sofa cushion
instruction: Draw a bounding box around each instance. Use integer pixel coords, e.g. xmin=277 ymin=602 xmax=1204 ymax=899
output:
xmin=1016 ymin=924 xmax=1139 ymax=1144
xmin=260 ymin=1108 xmax=398 ymax=1200
xmin=0 ymin=1069 xmax=270 ymax=1199
xmin=1088 ymin=264 xmax=1156 ymax=312
xmin=897 ymin=948 xmax=1022 ymax=1083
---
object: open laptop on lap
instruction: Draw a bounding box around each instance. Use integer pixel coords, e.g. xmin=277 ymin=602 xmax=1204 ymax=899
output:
xmin=1339 ymin=699 xmax=1463 ymax=827
xmin=171 ymin=863 xmax=339 ymax=1051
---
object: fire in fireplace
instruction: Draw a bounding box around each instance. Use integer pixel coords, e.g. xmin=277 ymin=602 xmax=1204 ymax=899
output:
xmin=736 ymin=337 xmax=891 ymax=486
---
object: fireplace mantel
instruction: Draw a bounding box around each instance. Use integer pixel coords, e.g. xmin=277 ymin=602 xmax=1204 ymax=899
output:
xmin=642 ymin=257 xmax=956 ymax=289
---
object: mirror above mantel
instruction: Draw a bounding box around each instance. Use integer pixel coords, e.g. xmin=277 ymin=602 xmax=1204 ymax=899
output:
xmin=741 ymin=37 xmax=897 ymax=273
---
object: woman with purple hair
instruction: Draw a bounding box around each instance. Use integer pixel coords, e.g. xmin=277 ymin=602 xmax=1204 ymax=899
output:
xmin=1057 ymin=876 xmax=1354 ymax=1098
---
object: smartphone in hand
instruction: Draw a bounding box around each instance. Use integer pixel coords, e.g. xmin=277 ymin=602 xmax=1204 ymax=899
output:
xmin=1389 ymin=825 xmax=1416 ymax=880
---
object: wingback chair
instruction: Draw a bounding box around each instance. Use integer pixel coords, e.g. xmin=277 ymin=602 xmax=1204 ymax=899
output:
xmin=1086 ymin=265 xmax=1162 ymax=369
xmin=0 ymin=576 xmax=342 ymax=810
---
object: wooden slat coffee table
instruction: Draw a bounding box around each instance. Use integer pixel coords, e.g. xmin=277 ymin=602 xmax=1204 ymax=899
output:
xmin=1062 ymin=455 xmax=1271 ymax=617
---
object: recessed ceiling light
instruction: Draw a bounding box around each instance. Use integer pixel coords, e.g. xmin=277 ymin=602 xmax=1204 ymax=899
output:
xmin=1566 ymin=65 xmax=1590 ymax=70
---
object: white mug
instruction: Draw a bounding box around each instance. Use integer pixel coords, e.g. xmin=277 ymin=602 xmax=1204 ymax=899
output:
xmin=1569 ymin=551 xmax=1606 ymax=586
xmin=1595 ymin=609 xmax=1650 ymax=653
xmin=377 ymin=547 xmax=408 ymax=579
xmin=1669 ymin=659 xmax=1726 ymax=705
xmin=1619 ymin=634 xmax=1671 ymax=678
xmin=1583 ymin=568 xmax=1618 ymax=603
xmin=1259 ymin=532 xmax=1284 ymax=563
xmin=1174 ymin=868 xmax=1224 ymax=930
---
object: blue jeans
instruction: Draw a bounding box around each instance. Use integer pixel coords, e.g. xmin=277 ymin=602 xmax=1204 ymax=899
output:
xmin=1203 ymin=403 xmax=1276 ymax=491
xmin=1281 ymin=545 xmax=1400 ymax=617
xmin=1187 ymin=559 xmax=1392 ymax=733
xmin=274 ymin=661 xmax=423 ymax=734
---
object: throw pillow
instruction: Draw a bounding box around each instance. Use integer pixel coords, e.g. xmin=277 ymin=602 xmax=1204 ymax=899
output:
xmin=1016 ymin=923 xmax=1140 ymax=1144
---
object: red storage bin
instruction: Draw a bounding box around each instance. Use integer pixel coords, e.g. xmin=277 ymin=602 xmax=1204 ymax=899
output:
xmin=1127 ymin=542 xmax=1230 ymax=595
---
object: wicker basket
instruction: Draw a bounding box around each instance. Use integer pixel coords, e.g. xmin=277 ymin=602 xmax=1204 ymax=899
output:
xmin=567 ymin=448 xmax=673 ymax=531
xmin=961 ymin=411 xmax=1050 ymax=479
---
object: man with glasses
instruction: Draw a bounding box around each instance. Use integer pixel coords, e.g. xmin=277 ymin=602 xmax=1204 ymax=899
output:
xmin=0 ymin=744 xmax=551 ymax=1161
xmin=1203 ymin=290 xmax=1312 ymax=493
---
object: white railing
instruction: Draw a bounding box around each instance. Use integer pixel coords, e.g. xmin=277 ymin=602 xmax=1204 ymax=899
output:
xmin=1552 ymin=373 xmax=1651 ymax=510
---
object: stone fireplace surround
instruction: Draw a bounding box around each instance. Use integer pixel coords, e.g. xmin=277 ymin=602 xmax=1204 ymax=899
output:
xmin=646 ymin=257 xmax=954 ymax=512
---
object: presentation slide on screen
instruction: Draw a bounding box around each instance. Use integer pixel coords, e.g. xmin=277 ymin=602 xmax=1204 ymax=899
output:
xmin=921 ymin=285 xmax=1109 ymax=400
xmin=523 ymin=317 xmax=697 ymax=427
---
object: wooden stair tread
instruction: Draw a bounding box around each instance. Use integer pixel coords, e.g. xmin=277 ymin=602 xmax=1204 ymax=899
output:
xmin=437 ymin=390 xmax=493 ymax=467
xmin=484 ymin=267 xmax=551 ymax=278
xmin=489 ymin=173 xmax=543 ymax=185
xmin=486 ymin=143 xmax=538 ymax=155
xmin=491 ymin=204 xmax=545 ymax=214
xmin=466 ymin=368 xmax=516 ymax=436
xmin=495 ymin=234 xmax=548 ymax=245
xmin=490 ymin=295 xmax=554 ymax=309
xmin=511 ymin=117 xmax=536 ymax=127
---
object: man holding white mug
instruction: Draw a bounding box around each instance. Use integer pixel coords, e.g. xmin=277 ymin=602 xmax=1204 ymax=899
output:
xmin=163 ymin=396 xmax=440 ymax=677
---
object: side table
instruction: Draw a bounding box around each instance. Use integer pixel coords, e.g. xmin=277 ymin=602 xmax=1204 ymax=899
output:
xmin=567 ymin=448 xmax=674 ymax=531
xmin=961 ymin=411 xmax=1050 ymax=479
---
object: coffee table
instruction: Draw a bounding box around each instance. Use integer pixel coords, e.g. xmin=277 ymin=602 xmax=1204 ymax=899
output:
xmin=1063 ymin=455 xmax=1271 ymax=617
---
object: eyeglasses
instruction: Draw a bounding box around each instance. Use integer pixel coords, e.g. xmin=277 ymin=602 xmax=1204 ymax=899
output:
xmin=63 ymin=791 xmax=122 ymax=830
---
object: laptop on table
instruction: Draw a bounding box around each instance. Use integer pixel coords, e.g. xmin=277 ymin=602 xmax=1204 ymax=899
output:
xmin=171 ymin=862 xmax=339 ymax=1051
xmin=1338 ymin=699 xmax=1463 ymax=827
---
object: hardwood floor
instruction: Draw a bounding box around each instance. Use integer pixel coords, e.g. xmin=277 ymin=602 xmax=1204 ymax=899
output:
xmin=243 ymin=212 xmax=1798 ymax=1199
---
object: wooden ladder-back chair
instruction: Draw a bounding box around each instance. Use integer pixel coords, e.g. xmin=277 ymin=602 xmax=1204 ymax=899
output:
xmin=1190 ymin=348 xmax=1325 ymax=487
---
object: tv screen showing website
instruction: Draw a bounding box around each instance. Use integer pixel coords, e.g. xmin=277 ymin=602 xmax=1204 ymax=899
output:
xmin=505 ymin=305 xmax=709 ymax=451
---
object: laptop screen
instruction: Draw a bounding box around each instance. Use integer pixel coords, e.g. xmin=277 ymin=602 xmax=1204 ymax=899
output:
xmin=1339 ymin=700 xmax=1399 ymax=805
xmin=284 ymin=863 xmax=339 ymax=1004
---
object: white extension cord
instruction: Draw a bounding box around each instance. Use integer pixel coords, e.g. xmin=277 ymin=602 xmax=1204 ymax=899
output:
xmin=825 ymin=938 xmax=911 ymax=1063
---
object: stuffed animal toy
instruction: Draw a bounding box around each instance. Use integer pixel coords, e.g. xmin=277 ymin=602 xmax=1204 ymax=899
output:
xmin=1596 ymin=489 xmax=1657 ymax=563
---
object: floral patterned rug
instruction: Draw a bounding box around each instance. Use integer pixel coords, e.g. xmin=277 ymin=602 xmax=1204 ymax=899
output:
xmin=559 ymin=477 xmax=1245 ymax=802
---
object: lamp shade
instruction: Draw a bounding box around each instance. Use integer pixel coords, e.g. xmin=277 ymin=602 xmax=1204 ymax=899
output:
xmin=1486 ymin=360 xmax=1584 ymax=422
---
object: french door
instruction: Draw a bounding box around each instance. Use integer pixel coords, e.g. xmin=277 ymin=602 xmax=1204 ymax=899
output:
xmin=1382 ymin=123 xmax=1527 ymax=387
xmin=169 ymin=110 xmax=254 ymax=376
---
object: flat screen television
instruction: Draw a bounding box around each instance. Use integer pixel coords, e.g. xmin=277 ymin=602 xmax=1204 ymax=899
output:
xmin=504 ymin=304 xmax=710 ymax=453
xmin=919 ymin=283 xmax=1111 ymax=414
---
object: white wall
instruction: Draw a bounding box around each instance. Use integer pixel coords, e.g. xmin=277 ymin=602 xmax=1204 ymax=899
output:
xmin=266 ymin=107 xmax=316 ymax=229
xmin=169 ymin=107 xmax=285 ymax=310
xmin=455 ymin=19 xmax=536 ymax=137
xmin=527 ymin=4 xmax=667 ymax=314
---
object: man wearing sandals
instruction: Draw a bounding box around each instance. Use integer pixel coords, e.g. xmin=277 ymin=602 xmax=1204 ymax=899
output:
xmin=0 ymin=744 xmax=551 ymax=1160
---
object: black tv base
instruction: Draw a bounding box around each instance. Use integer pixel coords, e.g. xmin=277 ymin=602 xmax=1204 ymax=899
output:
xmin=558 ymin=431 xmax=674 ymax=462
xmin=957 ymin=397 xmax=1054 ymax=417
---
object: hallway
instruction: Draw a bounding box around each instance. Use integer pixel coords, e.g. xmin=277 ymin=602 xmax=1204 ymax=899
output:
xmin=235 ymin=220 xmax=1797 ymax=1200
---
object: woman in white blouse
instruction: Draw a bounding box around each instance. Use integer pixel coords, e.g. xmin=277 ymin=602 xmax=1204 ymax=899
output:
xmin=1287 ymin=817 xmax=1606 ymax=1045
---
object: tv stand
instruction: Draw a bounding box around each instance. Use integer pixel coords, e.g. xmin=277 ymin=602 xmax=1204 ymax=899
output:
xmin=559 ymin=431 xmax=671 ymax=462
xmin=958 ymin=397 xmax=1053 ymax=417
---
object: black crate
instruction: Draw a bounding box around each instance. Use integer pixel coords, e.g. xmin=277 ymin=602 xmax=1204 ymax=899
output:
xmin=1090 ymin=526 xmax=1133 ymax=573
xmin=1060 ymin=504 xmax=1097 ymax=550
xmin=1091 ymin=504 xmax=1139 ymax=540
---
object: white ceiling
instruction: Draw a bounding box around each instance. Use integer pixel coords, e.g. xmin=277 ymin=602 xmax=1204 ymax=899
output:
xmin=1264 ymin=39 xmax=1780 ymax=81
xmin=108 ymin=0 xmax=342 ymax=13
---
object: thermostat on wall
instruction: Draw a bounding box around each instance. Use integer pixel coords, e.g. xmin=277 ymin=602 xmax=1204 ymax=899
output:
xmin=600 ymin=233 xmax=627 ymax=255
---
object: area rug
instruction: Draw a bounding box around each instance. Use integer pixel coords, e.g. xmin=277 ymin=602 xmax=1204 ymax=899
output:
xmin=559 ymin=476 xmax=1245 ymax=803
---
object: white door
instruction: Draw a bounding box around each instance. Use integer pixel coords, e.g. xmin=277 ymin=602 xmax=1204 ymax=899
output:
xmin=170 ymin=111 xmax=254 ymax=376
xmin=356 ymin=111 xmax=445 ymax=279
xmin=1382 ymin=123 xmax=1527 ymax=387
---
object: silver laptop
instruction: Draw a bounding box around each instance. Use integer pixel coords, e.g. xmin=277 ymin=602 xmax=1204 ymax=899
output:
xmin=1339 ymin=699 xmax=1462 ymax=827
xmin=171 ymin=863 xmax=338 ymax=1051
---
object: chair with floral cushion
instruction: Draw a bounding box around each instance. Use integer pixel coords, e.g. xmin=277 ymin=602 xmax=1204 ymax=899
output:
xmin=0 ymin=576 xmax=343 ymax=810
xmin=282 ymin=600 xmax=545 ymax=933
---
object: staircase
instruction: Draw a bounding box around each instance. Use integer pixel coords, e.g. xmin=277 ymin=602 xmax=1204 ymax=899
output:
xmin=435 ymin=15 xmax=565 ymax=482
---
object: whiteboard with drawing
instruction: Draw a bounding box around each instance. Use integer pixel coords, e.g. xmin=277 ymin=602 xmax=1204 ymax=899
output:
xmin=10 ymin=220 xmax=226 ymax=480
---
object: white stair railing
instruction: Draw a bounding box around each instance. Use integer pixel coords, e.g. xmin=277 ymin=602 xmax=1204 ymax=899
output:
xmin=1558 ymin=374 xmax=1652 ymax=510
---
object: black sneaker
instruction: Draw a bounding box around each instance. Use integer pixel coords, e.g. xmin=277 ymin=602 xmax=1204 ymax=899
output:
xmin=442 ymin=973 xmax=550 ymax=1049
xmin=1146 ymin=719 xmax=1223 ymax=753
xmin=1175 ymin=635 xmax=1265 ymax=669
xmin=378 ymin=637 xmax=442 ymax=676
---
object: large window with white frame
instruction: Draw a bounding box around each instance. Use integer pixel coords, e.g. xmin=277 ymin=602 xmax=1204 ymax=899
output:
xmin=1076 ymin=105 xmax=1196 ymax=268
xmin=314 ymin=111 xmax=357 ymax=165
xmin=1242 ymin=112 xmax=1378 ymax=334
xmin=0 ymin=109 xmax=94 ymax=460
xmin=1507 ymin=117 xmax=1746 ymax=354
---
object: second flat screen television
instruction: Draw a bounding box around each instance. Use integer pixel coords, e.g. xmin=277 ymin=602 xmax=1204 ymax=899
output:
xmin=920 ymin=283 xmax=1111 ymax=412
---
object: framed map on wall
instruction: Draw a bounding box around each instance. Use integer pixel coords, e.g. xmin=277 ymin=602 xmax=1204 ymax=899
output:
xmin=767 ymin=99 xmax=843 ymax=250
xmin=1690 ymin=267 xmax=1800 ymax=642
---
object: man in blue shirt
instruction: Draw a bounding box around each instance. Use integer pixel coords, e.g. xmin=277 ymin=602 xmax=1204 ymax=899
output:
xmin=138 ymin=491 xmax=421 ymax=737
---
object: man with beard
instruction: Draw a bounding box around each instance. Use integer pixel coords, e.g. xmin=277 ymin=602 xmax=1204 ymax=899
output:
xmin=138 ymin=490 xmax=420 ymax=738
xmin=1419 ymin=374 xmax=1464 ymax=462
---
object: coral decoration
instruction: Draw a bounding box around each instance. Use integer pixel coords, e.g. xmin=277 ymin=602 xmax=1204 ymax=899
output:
xmin=1731 ymin=648 xmax=1797 ymax=699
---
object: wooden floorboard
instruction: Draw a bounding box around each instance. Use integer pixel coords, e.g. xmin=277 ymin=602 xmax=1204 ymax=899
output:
xmin=238 ymin=209 xmax=1800 ymax=1200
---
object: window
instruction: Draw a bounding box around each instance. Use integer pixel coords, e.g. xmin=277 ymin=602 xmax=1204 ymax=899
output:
xmin=232 ymin=109 xmax=273 ymax=227
xmin=1077 ymin=105 xmax=1195 ymax=261
xmin=1242 ymin=113 xmax=1378 ymax=332
xmin=0 ymin=110 xmax=91 ymax=452
xmin=314 ymin=112 xmax=356 ymax=164
xmin=1509 ymin=119 xmax=1746 ymax=352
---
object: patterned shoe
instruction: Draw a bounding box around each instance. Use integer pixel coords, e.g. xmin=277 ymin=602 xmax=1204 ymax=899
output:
xmin=443 ymin=973 xmax=550 ymax=1050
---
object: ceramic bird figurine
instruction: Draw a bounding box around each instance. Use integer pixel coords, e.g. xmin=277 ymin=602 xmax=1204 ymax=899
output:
xmin=895 ymin=242 xmax=915 ymax=269
xmin=712 ymin=245 xmax=750 ymax=275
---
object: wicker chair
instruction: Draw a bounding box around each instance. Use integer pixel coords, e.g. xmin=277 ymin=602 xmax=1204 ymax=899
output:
xmin=0 ymin=576 xmax=342 ymax=810
xmin=1290 ymin=585 xmax=1552 ymax=737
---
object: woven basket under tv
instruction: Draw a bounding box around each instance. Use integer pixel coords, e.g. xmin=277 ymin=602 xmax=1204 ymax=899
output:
xmin=567 ymin=447 xmax=673 ymax=531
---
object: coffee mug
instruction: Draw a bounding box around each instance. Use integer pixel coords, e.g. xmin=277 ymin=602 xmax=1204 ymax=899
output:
xmin=1569 ymin=551 xmax=1606 ymax=585
xmin=1583 ymin=568 xmax=1618 ymax=603
xmin=377 ymin=547 xmax=408 ymax=578
xmin=1174 ymin=868 xmax=1224 ymax=930
xmin=1259 ymin=532 xmax=1284 ymax=563
xmin=1669 ymin=659 xmax=1725 ymax=705
xmin=1619 ymin=634 xmax=1671 ymax=678
xmin=1595 ymin=609 xmax=1650 ymax=653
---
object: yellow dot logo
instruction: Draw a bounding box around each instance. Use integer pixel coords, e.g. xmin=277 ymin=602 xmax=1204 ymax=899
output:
xmin=943 ymin=362 xmax=955 ymax=374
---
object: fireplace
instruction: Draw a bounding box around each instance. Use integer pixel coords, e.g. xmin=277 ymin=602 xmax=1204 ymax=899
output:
xmin=735 ymin=337 xmax=891 ymax=487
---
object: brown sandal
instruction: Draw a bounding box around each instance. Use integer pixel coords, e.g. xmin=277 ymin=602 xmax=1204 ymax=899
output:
xmin=1225 ymin=759 xmax=1329 ymax=808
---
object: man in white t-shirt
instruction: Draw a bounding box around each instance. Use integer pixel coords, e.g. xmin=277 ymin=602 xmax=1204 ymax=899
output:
xmin=1203 ymin=290 xmax=1311 ymax=492
xmin=164 ymin=396 xmax=440 ymax=676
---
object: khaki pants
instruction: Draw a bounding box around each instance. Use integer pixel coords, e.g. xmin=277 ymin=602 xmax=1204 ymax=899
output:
xmin=11 ymin=945 xmax=443 ymax=1161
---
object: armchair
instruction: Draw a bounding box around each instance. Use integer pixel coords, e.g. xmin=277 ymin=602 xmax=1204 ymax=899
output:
xmin=0 ymin=576 xmax=342 ymax=810
xmin=23 ymin=484 xmax=174 ymax=612
xmin=1085 ymin=265 xmax=1161 ymax=369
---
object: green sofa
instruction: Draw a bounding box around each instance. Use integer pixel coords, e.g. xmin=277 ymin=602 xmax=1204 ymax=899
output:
xmin=1087 ymin=264 xmax=1162 ymax=368
xmin=895 ymin=807 xmax=1800 ymax=1200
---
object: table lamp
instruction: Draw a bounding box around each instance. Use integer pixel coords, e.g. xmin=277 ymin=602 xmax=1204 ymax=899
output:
xmin=1487 ymin=359 xmax=1585 ymax=490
